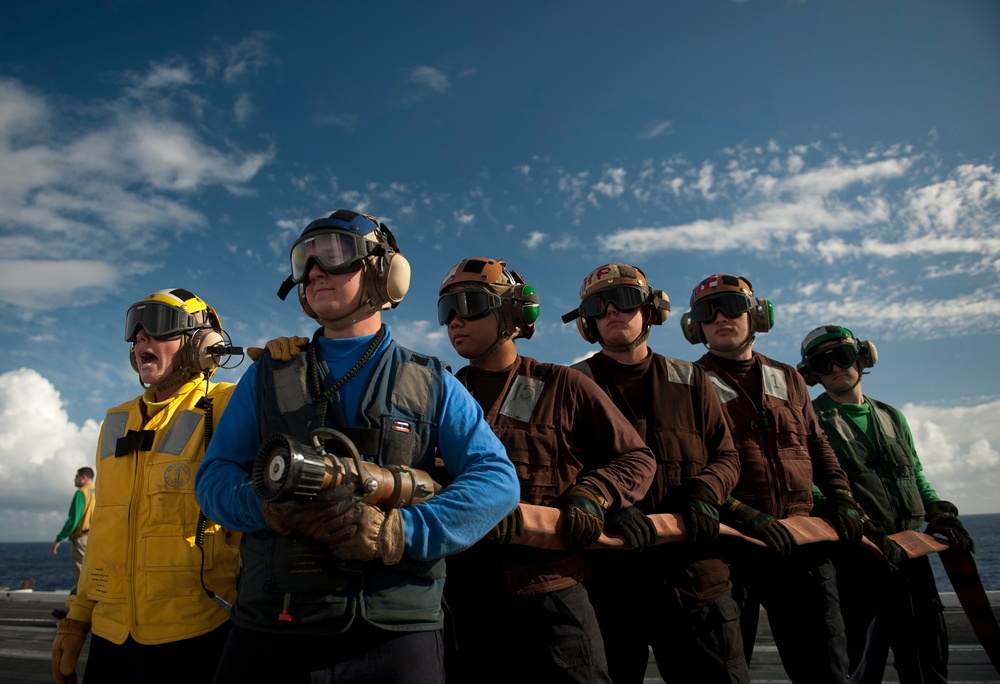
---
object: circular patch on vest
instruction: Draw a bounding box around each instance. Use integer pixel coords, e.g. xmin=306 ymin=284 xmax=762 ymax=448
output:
xmin=164 ymin=462 xmax=192 ymax=488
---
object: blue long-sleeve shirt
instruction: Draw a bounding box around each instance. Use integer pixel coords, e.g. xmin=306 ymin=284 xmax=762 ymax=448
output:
xmin=195 ymin=325 xmax=519 ymax=562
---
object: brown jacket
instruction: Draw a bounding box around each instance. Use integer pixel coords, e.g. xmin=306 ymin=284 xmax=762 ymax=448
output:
xmin=695 ymin=352 xmax=850 ymax=519
xmin=455 ymin=355 xmax=655 ymax=596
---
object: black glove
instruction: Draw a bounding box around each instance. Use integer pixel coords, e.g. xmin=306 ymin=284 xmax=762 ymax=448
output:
xmin=262 ymin=485 xmax=362 ymax=545
xmin=680 ymin=480 xmax=721 ymax=545
xmin=822 ymin=488 xmax=866 ymax=545
xmin=492 ymin=506 xmax=524 ymax=545
xmin=561 ymin=482 xmax=608 ymax=550
xmin=608 ymin=506 xmax=657 ymax=551
xmin=722 ymin=498 xmax=797 ymax=556
xmin=863 ymin=519 xmax=906 ymax=571
xmin=925 ymin=500 xmax=975 ymax=553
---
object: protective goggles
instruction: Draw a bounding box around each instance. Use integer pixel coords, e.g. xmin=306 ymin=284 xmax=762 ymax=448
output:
xmin=803 ymin=344 xmax=859 ymax=376
xmin=579 ymin=286 xmax=648 ymax=319
xmin=687 ymin=293 xmax=756 ymax=323
xmin=125 ymin=302 xmax=202 ymax=342
xmin=290 ymin=230 xmax=375 ymax=283
xmin=437 ymin=289 xmax=503 ymax=325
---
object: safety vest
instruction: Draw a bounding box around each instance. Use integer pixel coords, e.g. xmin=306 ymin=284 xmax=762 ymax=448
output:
xmin=68 ymin=378 xmax=239 ymax=645
xmin=813 ymin=394 xmax=925 ymax=532
xmin=69 ymin=482 xmax=95 ymax=540
xmin=696 ymin=353 xmax=817 ymax=519
xmin=235 ymin=340 xmax=447 ymax=635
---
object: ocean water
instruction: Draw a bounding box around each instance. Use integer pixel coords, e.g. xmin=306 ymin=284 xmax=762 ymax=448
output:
xmin=2 ymin=513 xmax=998 ymax=593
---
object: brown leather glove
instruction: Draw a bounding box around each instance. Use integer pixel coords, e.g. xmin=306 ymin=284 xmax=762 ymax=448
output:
xmin=561 ymin=482 xmax=609 ymax=550
xmin=247 ymin=336 xmax=309 ymax=362
xmin=327 ymin=502 xmax=405 ymax=565
xmin=262 ymin=485 xmax=362 ymax=545
xmin=52 ymin=618 xmax=89 ymax=684
xmin=492 ymin=506 xmax=524 ymax=545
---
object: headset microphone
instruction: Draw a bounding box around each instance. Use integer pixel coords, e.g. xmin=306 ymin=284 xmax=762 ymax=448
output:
xmin=205 ymin=344 xmax=244 ymax=357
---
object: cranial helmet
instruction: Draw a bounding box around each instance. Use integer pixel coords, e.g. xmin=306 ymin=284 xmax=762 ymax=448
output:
xmin=797 ymin=324 xmax=879 ymax=386
xmin=277 ymin=209 xmax=411 ymax=330
xmin=125 ymin=288 xmax=225 ymax=390
xmin=561 ymin=263 xmax=670 ymax=353
xmin=438 ymin=257 xmax=540 ymax=364
xmin=680 ymin=274 xmax=773 ymax=356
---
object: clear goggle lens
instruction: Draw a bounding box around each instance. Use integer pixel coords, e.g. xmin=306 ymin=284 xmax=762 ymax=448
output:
xmin=688 ymin=293 xmax=755 ymax=323
xmin=125 ymin=302 xmax=201 ymax=342
xmin=805 ymin=344 xmax=859 ymax=376
xmin=290 ymin=231 xmax=374 ymax=283
xmin=438 ymin=289 xmax=503 ymax=325
xmin=579 ymin=286 xmax=648 ymax=319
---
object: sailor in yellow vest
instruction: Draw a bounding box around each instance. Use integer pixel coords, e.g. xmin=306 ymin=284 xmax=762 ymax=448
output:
xmin=51 ymin=288 xmax=241 ymax=684
xmin=51 ymin=467 xmax=96 ymax=600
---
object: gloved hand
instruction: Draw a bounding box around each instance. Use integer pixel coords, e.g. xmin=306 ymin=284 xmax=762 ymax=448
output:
xmin=722 ymin=498 xmax=797 ymax=556
xmin=561 ymin=482 xmax=609 ymax=550
xmin=326 ymin=502 xmax=405 ymax=564
xmin=52 ymin=618 xmax=89 ymax=684
xmin=822 ymin=488 xmax=866 ymax=545
xmin=492 ymin=506 xmax=524 ymax=545
xmin=925 ymin=500 xmax=975 ymax=553
xmin=246 ymin=336 xmax=309 ymax=362
xmin=608 ymin=506 xmax=657 ymax=551
xmin=863 ymin=520 xmax=907 ymax=571
xmin=680 ymin=480 xmax=721 ymax=545
xmin=262 ymin=485 xmax=362 ymax=544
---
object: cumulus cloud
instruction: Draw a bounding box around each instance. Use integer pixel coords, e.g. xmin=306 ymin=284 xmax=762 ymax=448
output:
xmin=902 ymin=400 xmax=1000 ymax=514
xmin=0 ymin=369 xmax=103 ymax=542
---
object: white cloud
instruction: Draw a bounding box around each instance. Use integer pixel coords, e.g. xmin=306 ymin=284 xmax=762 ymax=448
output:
xmin=0 ymin=369 xmax=103 ymax=542
xmin=0 ymin=48 xmax=275 ymax=308
xmin=0 ymin=261 xmax=120 ymax=308
xmin=639 ymin=120 xmax=673 ymax=140
xmin=902 ymin=400 xmax=1000 ymax=515
xmin=523 ymin=231 xmax=547 ymax=249
xmin=410 ymin=66 xmax=450 ymax=94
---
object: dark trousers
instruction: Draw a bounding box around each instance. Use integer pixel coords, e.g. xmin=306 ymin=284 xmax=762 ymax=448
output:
xmin=733 ymin=546 xmax=849 ymax=684
xmin=444 ymin=580 xmax=610 ymax=684
xmin=213 ymin=622 xmax=444 ymax=684
xmin=84 ymin=622 xmax=230 ymax=684
xmin=836 ymin=551 xmax=947 ymax=684
xmin=586 ymin=549 xmax=749 ymax=684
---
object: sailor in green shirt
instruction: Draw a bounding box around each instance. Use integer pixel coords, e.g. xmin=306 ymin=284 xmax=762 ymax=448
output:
xmin=799 ymin=325 xmax=974 ymax=684
xmin=51 ymin=466 xmax=95 ymax=597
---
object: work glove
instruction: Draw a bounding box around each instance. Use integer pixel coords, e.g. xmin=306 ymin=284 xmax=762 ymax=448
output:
xmin=925 ymin=500 xmax=975 ymax=554
xmin=52 ymin=618 xmax=89 ymax=684
xmin=326 ymin=502 xmax=406 ymax=565
xmin=608 ymin=506 xmax=657 ymax=551
xmin=680 ymin=480 xmax=721 ymax=545
xmin=262 ymin=485 xmax=362 ymax=545
xmin=246 ymin=336 xmax=309 ymax=362
xmin=863 ymin=519 xmax=906 ymax=571
xmin=722 ymin=498 xmax=797 ymax=556
xmin=561 ymin=482 xmax=609 ymax=550
xmin=492 ymin=506 xmax=524 ymax=545
xmin=821 ymin=488 xmax=866 ymax=545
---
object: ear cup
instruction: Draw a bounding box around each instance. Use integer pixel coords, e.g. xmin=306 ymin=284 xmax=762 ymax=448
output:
xmin=383 ymin=252 xmax=411 ymax=305
xmin=751 ymin=299 xmax=773 ymax=333
xmin=647 ymin=289 xmax=670 ymax=326
xmin=680 ymin=312 xmax=705 ymax=345
xmin=187 ymin=328 xmax=225 ymax=371
xmin=577 ymin=318 xmax=600 ymax=344
xmin=129 ymin=344 xmax=139 ymax=372
xmin=796 ymin=360 xmax=820 ymax=387
xmin=859 ymin=340 xmax=878 ymax=369
xmin=511 ymin=283 xmax=540 ymax=328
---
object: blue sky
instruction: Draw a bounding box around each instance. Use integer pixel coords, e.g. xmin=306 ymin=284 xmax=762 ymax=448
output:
xmin=1 ymin=0 xmax=998 ymax=542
